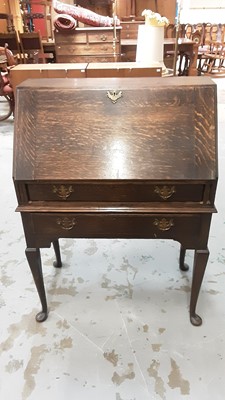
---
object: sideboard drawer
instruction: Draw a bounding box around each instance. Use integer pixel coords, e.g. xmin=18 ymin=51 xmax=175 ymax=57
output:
xmin=26 ymin=182 xmax=205 ymax=203
xmin=56 ymin=43 xmax=120 ymax=56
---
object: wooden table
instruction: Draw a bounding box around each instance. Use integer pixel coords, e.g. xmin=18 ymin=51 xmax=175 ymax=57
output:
xmin=10 ymin=62 xmax=161 ymax=92
xmin=13 ymin=77 xmax=217 ymax=326
xmin=121 ymin=38 xmax=198 ymax=76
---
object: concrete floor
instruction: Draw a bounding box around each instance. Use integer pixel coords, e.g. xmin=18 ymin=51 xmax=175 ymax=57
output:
xmin=0 ymin=78 xmax=225 ymax=400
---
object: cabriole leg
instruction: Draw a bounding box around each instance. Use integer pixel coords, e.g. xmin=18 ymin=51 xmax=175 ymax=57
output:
xmin=190 ymin=248 xmax=209 ymax=326
xmin=52 ymin=240 xmax=62 ymax=268
xmin=179 ymin=245 xmax=189 ymax=271
xmin=25 ymin=247 xmax=48 ymax=322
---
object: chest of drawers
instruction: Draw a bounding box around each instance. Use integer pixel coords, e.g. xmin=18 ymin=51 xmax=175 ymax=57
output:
xmin=54 ymin=27 xmax=121 ymax=63
xmin=13 ymin=77 xmax=218 ymax=325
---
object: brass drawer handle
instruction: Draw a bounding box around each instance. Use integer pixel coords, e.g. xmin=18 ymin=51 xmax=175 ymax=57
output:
xmin=154 ymin=185 xmax=176 ymax=200
xmin=56 ymin=217 xmax=76 ymax=230
xmin=100 ymin=34 xmax=107 ymax=41
xmin=52 ymin=185 xmax=74 ymax=200
xmin=153 ymin=218 xmax=174 ymax=231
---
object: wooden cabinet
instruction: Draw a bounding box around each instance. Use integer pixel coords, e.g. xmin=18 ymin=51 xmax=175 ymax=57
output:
xmin=13 ymin=77 xmax=217 ymax=326
xmin=55 ymin=27 xmax=121 ymax=63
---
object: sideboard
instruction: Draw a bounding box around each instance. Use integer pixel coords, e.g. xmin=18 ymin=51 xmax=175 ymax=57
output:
xmin=13 ymin=77 xmax=218 ymax=326
xmin=54 ymin=27 xmax=121 ymax=63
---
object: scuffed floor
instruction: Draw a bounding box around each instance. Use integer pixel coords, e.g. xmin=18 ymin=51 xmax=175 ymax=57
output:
xmin=1 ymin=78 xmax=225 ymax=400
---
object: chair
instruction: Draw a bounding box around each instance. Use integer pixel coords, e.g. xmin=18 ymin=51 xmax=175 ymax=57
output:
xmin=0 ymin=32 xmax=22 ymax=63
xmin=201 ymin=41 xmax=225 ymax=76
xmin=19 ymin=31 xmax=53 ymax=64
xmin=177 ymin=30 xmax=202 ymax=76
xmin=184 ymin=24 xmax=194 ymax=39
xmin=0 ymin=46 xmax=15 ymax=121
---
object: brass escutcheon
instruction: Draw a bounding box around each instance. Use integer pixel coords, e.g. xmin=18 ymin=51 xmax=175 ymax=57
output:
xmin=56 ymin=217 xmax=76 ymax=230
xmin=154 ymin=185 xmax=176 ymax=200
xmin=107 ymin=90 xmax=122 ymax=104
xmin=153 ymin=218 xmax=174 ymax=231
xmin=52 ymin=184 xmax=74 ymax=200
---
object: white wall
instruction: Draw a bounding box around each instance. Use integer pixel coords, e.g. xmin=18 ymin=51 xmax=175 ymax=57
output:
xmin=180 ymin=0 xmax=225 ymax=23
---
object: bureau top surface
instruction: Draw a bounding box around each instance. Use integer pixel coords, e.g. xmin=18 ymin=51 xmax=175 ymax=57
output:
xmin=13 ymin=77 xmax=217 ymax=182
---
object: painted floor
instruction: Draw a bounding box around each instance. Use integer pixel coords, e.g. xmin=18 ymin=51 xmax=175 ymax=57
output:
xmin=0 ymin=78 xmax=225 ymax=400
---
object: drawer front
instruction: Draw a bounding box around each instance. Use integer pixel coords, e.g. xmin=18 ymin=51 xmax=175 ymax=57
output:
xmin=56 ymin=43 xmax=120 ymax=56
xmin=27 ymin=213 xmax=209 ymax=249
xmin=27 ymin=183 xmax=205 ymax=203
xmin=56 ymin=32 xmax=119 ymax=44
xmin=88 ymin=32 xmax=116 ymax=43
xmin=121 ymin=31 xmax=139 ymax=39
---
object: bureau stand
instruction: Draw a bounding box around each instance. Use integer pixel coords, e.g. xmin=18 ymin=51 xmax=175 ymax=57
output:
xmin=13 ymin=77 xmax=218 ymax=326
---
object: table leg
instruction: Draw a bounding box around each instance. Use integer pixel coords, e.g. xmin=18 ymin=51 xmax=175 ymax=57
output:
xmin=179 ymin=245 xmax=189 ymax=271
xmin=190 ymin=248 xmax=209 ymax=326
xmin=188 ymin=43 xmax=199 ymax=76
xmin=52 ymin=240 xmax=62 ymax=268
xmin=25 ymin=247 xmax=48 ymax=322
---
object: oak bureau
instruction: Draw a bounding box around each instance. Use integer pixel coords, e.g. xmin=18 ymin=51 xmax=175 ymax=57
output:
xmin=13 ymin=77 xmax=218 ymax=326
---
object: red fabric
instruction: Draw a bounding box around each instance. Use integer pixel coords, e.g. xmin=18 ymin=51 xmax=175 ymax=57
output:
xmin=53 ymin=0 xmax=120 ymax=27
xmin=54 ymin=14 xmax=77 ymax=31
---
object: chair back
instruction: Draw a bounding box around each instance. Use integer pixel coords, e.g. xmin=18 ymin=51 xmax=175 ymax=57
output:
xmin=0 ymin=32 xmax=21 ymax=62
xmin=0 ymin=13 xmax=14 ymax=32
xmin=18 ymin=31 xmax=46 ymax=63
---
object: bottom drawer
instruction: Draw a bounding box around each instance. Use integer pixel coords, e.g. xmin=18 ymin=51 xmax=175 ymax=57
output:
xmin=22 ymin=212 xmax=211 ymax=249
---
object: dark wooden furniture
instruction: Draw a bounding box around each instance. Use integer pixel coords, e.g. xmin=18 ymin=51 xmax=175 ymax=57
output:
xmin=18 ymin=30 xmax=54 ymax=64
xmin=54 ymin=27 xmax=121 ymax=63
xmin=13 ymin=77 xmax=217 ymax=326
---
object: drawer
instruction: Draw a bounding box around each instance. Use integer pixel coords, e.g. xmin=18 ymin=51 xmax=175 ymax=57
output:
xmin=25 ymin=212 xmax=210 ymax=249
xmin=88 ymin=32 xmax=116 ymax=43
xmin=56 ymin=32 xmax=119 ymax=44
xmin=26 ymin=182 xmax=205 ymax=203
xmin=121 ymin=31 xmax=139 ymax=39
xmin=56 ymin=43 xmax=120 ymax=56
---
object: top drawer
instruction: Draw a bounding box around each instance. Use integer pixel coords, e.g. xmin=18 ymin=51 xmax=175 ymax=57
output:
xmin=25 ymin=182 xmax=206 ymax=203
